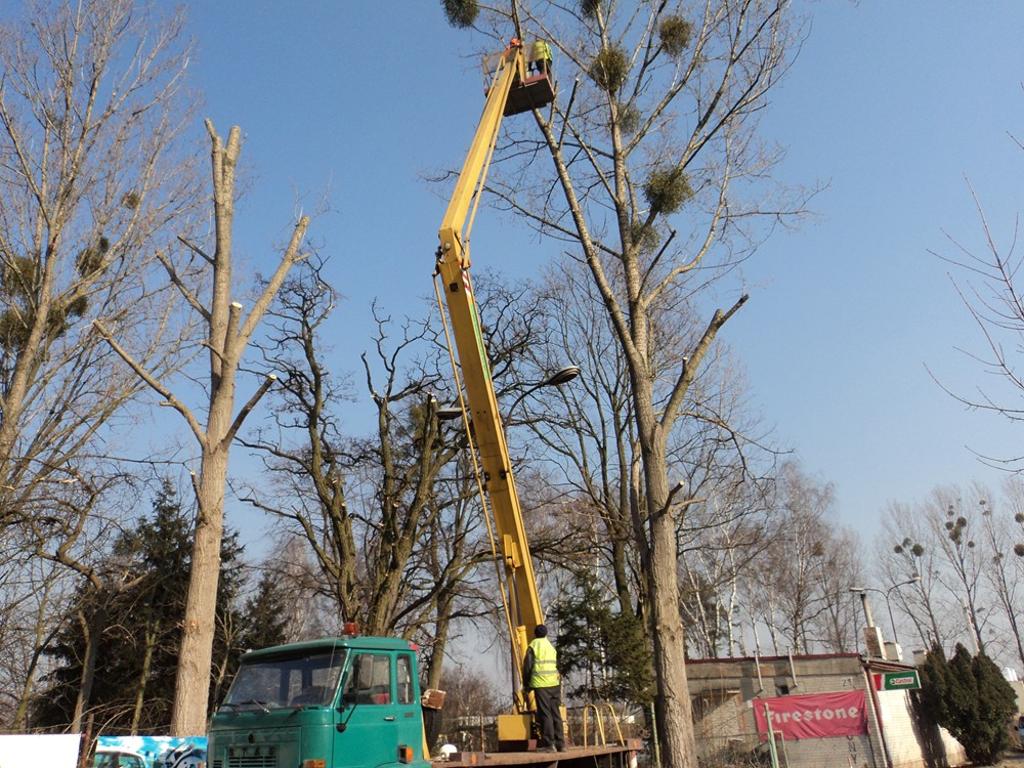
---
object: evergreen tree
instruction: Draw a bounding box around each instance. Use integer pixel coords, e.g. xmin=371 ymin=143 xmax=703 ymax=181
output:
xmin=238 ymin=569 xmax=291 ymax=652
xmin=550 ymin=571 xmax=652 ymax=705
xmin=918 ymin=643 xmax=1016 ymax=765
xmin=32 ymin=480 xmax=244 ymax=732
xmin=971 ymin=651 xmax=1017 ymax=763
xmin=917 ymin=643 xmax=951 ymax=726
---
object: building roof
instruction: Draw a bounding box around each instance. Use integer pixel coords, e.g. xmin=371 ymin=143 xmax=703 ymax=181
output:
xmin=687 ymin=652 xmax=862 ymax=665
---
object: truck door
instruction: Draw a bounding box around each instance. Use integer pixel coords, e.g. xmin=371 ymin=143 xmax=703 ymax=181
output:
xmin=394 ymin=652 xmax=425 ymax=761
xmin=335 ymin=652 xmax=398 ymax=768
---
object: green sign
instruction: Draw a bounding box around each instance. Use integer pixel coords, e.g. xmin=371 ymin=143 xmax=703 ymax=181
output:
xmin=874 ymin=670 xmax=920 ymax=691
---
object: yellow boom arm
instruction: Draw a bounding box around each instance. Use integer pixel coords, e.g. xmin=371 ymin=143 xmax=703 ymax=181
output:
xmin=436 ymin=41 xmax=544 ymax=697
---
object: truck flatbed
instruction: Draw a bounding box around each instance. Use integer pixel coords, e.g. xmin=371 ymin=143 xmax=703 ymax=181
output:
xmin=438 ymin=742 xmax=641 ymax=768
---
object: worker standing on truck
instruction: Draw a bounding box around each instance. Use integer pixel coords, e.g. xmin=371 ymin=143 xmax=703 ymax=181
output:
xmin=530 ymin=39 xmax=553 ymax=77
xmin=523 ymin=624 xmax=565 ymax=752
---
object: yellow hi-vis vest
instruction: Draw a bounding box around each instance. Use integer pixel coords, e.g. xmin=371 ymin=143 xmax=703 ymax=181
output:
xmin=528 ymin=637 xmax=560 ymax=688
xmin=532 ymin=40 xmax=552 ymax=62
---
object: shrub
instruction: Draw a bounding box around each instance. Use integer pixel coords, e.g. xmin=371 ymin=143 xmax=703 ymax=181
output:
xmin=918 ymin=644 xmax=1016 ymax=766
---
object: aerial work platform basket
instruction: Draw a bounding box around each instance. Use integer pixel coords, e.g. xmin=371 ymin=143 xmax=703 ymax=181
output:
xmin=503 ymin=72 xmax=555 ymax=115
xmin=482 ymin=41 xmax=556 ymax=116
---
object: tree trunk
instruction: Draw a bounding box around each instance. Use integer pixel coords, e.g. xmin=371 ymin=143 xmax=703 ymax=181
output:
xmin=426 ymin=605 xmax=451 ymax=691
xmin=72 ymin=606 xmax=105 ymax=733
xmin=643 ymin=448 xmax=697 ymax=768
xmin=99 ymin=119 xmax=307 ymax=736
xmin=130 ymin=624 xmax=159 ymax=734
xmin=172 ymin=443 xmax=228 ymax=734
xmin=13 ymin=580 xmax=59 ymax=729
xmin=632 ymin=368 xmax=696 ymax=768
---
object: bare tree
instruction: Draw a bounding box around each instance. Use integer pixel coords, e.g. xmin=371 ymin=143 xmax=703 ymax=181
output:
xmin=747 ymin=462 xmax=859 ymax=654
xmin=522 ymin=257 xmax=776 ymax=663
xmin=881 ymin=485 xmax=1004 ymax=657
xmin=443 ymin=1 xmax=807 ymax=761
xmin=96 ymin=121 xmax=310 ymax=734
xmin=23 ymin=470 xmax=144 ymax=732
xmin=517 ymin=262 xmax=642 ymax=614
xmin=924 ymin=486 xmax=987 ymax=653
xmin=978 ymin=491 xmax=1024 ymax=669
xmin=0 ymin=545 xmax=71 ymax=729
xmin=879 ymin=502 xmax=946 ymax=650
xmin=239 ymin=263 xmax=505 ymax=680
xmin=0 ymin=0 xmax=197 ymax=534
xmin=932 ymin=180 xmax=1024 ymax=469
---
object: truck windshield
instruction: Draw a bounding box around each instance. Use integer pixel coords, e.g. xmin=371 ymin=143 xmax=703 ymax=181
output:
xmin=222 ymin=648 xmax=347 ymax=710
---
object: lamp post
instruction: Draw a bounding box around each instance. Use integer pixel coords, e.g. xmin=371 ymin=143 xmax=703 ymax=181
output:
xmin=849 ymin=575 xmax=920 ymax=646
xmin=435 ymin=364 xmax=580 ymax=423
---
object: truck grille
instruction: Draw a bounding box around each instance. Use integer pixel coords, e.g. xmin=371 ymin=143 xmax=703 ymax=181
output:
xmin=216 ymin=747 xmax=277 ymax=768
xmin=227 ymin=758 xmax=276 ymax=768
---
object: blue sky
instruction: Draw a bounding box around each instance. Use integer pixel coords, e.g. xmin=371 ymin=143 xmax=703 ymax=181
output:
xmin=175 ymin=1 xmax=1024 ymax=544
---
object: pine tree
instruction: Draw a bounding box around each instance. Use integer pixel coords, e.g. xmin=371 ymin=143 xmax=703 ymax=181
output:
xmin=32 ymin=481 xmax=244 ymax=732
xmin=917 ymin=643 xmax=951 ymax=726
xmin=238 ymin=570 xmax=291 ymax=653
xmin=918 ymin=643 xmax=1016 ymax=765
xmin=971 ymin=651 xmax=1016 ymax=763
xmin=550 ymin=571 xmax=652 ymax=704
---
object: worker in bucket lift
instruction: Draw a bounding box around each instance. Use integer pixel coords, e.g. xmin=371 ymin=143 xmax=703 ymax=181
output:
xmin=529 ymin=39 xmax=553 ymax=77
xmin=522 ymin=624 xmax=565 ymax=752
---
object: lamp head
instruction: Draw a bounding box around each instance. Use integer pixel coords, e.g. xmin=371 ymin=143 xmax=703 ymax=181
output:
xmin=544 ymin=365 xmax=580 ymax=387
xmin=436 ymin=406 xmax=464 ymax=422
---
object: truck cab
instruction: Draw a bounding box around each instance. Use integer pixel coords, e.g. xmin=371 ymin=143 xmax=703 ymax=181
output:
xmin=208 ymin=635 xmax=429 ymax=768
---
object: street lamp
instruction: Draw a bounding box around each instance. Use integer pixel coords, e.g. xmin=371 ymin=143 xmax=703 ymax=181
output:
xmin=435 ymin=405 xmax=464 ymax=422
xmin=434 ymin=364 xmax=581 ymax=424
xmin=848 ymin=575 xmax=921 ymax=646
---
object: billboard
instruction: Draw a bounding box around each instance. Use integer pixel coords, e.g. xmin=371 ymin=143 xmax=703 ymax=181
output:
xmin=753 ymin=690 xmax=868 ymax=740
xmin=95 ymin=735 xmax=207 ymax=768
xmin=0 ymin=734 xmax=80 ymax=768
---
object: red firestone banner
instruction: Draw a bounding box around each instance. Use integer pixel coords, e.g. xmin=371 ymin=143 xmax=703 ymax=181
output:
xmin=753 ymin=691 xmax=868 ymax=740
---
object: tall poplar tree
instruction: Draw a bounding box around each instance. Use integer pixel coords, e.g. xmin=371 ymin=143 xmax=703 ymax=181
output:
xmin=441 ymin=2 xmax=804 ymax=764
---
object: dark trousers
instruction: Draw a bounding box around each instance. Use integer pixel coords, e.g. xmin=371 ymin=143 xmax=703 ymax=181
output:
xmin=533 ymin=684 xmax=564 ymax=749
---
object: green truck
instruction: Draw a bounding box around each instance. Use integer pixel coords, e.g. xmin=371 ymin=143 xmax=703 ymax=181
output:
xmin=207 ymin=633 xmax=638 ymax=768
xmin=208 ymin=636 xmax=426 ymax=768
